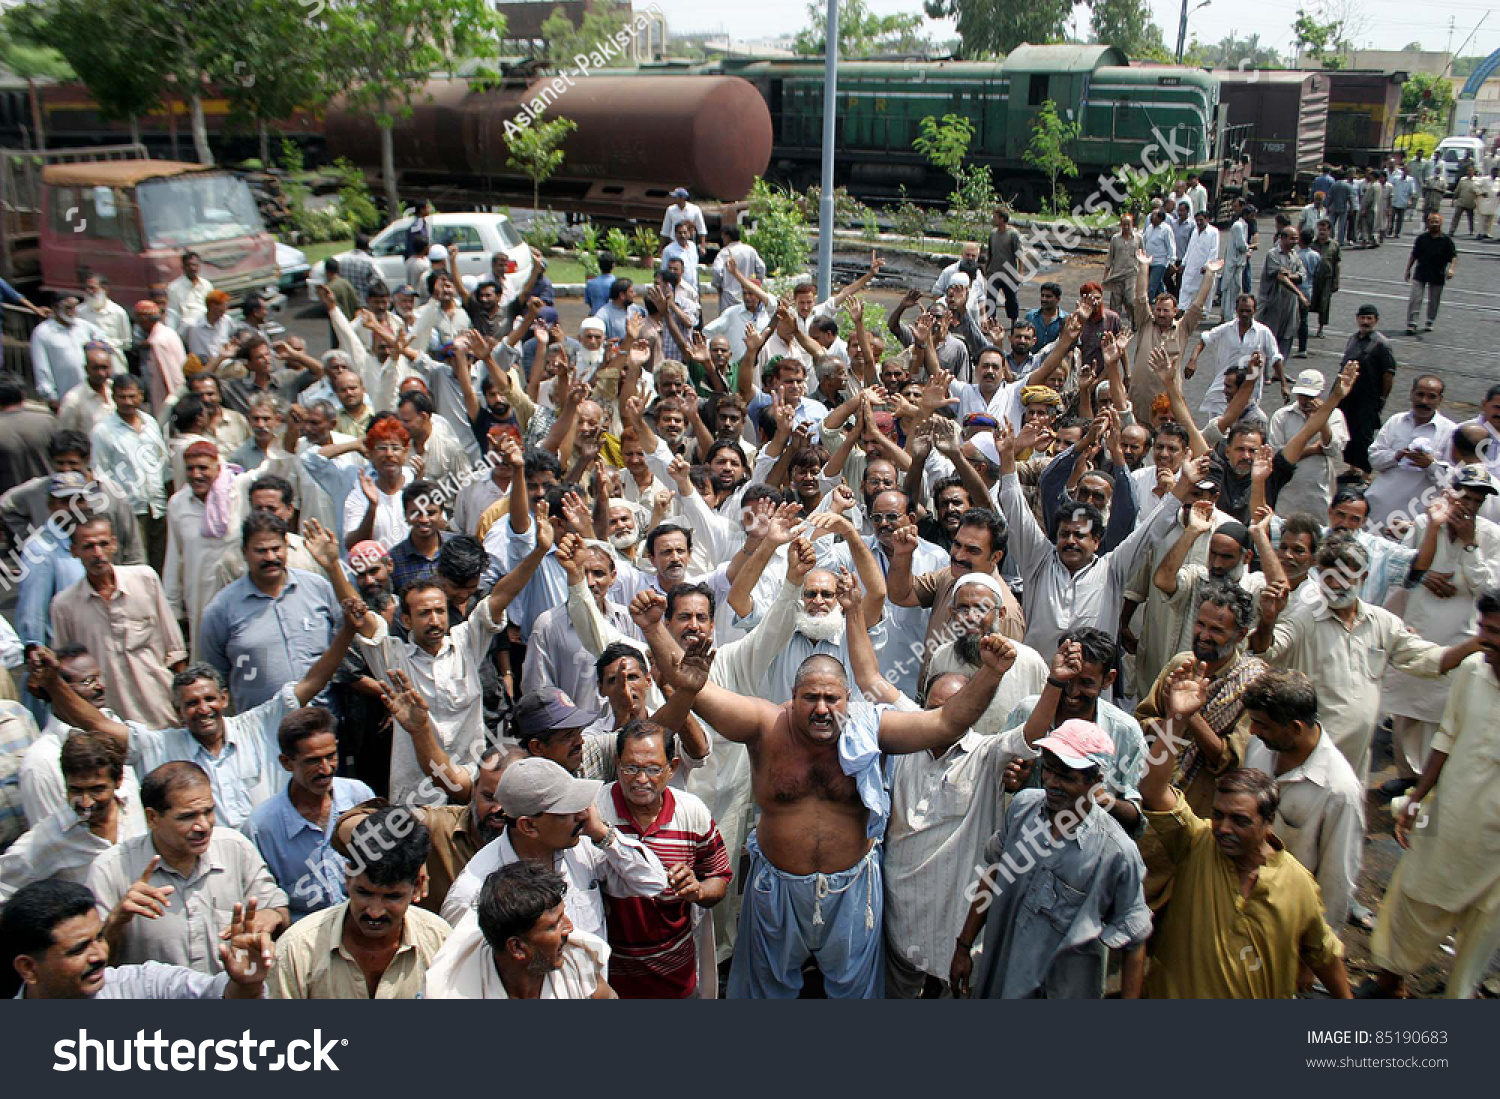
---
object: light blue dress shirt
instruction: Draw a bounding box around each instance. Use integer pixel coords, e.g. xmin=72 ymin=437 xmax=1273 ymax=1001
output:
xmin=246 ymin=775 xmax=374 ymax=920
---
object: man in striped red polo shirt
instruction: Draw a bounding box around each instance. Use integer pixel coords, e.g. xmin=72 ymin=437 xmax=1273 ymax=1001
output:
xmin=596 ymin=719 xmax=731 ymax=998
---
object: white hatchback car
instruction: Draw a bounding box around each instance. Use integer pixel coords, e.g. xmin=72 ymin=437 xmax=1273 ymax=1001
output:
xmin=307 ymin=212 xmax=533 ymax=299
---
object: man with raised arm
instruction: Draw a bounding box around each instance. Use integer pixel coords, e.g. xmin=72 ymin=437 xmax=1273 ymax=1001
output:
xmin=653 ymin=628 xmax=1017 ymax=998
xmin=1136 ymin=662 xmax=1354 ymax=999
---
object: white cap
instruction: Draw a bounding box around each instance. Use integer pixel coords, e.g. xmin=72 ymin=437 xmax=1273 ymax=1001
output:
xmin=1291 ymin=369 xmax=1325 ymax=397
xmin=579 ymin=317 xmax=606 ymax=335
xmin=429 ymin=243 xmax=449 ymax=261
xmin=947 ymin=271 xmax=972 ymax=289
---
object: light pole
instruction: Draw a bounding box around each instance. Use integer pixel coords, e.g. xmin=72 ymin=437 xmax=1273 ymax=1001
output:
xmin=1175 ymin=0 xmax=1211 ymax=63
xmin=817 ymin=0 xmax=840 ymax=297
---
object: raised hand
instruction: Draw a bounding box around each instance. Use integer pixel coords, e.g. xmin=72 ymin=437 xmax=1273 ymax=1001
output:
xmin=785 ymin=536 xmax=818 ymax=583
xmin=912 ymin=312 xmax=933 ymax=347
xmin=766 ymin=501 xmax=806 ymax=547
xmin=630 ymin=588 xmax=667 ymax=630
xmin=379 ymin=668 xmax=431 ymax=732
xmin=1205 ymin=257 xmax=1225 ymax=274
xmin=806 ymin=510 xmax=855 ymax=541
xmin=358 ymin=471 xmax=380 ymax=505
xmin=25 ymin=645 xmax=60 ymax=694
xmin=534 ymin=501 xmax=556 ymax=553
xmin=554 ymin=531 xmax=585 ymax=585
xmin=1162 ymin=659 xmax=1210 ymax=720
xmin=1251 ymin=443 xmax=1274 ymax=483
xmin=979 ymin=635 xmax=1018 ymax=677
xmin=899 ymin=287 xmax=923 ymax=310
xmin=667 ymin=454 xmax=694 ymax=492
xmin=1245 ymin=350 xmax=1264 ymax=383
xmin=890 ymin=517 xmax=919 ymax=558
xmin=828 ymin=483 xmax=857 ymax=516
xmin=1186 ymin=498 xmax=1215 ymax=535
xmin=1258 ymin=579 xmax=1289 ymax=624
xmin=1049 ymin=639 xmax=1084 ymax=685
xmin=340 ymin=595 xmax=372 ymax=634
xmin=1334 ymin=360 xmax=1359 ymax=400
xmin=560 ymin=490 xmax=591 ymax=533
xmin=665 ymin=635 xmax=715 ymax=695
xmin=301 ymin=518 xmax=341 ymax=571
xmin=1148 ymin=344 xmax=1175 ymax=385
xmin=218 ymin=899 xmax=274 ymax=988
xmin=834 ymin=567 xmax=862 ymax=615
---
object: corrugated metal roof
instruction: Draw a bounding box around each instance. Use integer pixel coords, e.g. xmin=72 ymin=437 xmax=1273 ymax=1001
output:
xmin=42 ymin=160 xmax=215 ymax=187
xmin=1001 ymin=44 xmax=1126 ymax=75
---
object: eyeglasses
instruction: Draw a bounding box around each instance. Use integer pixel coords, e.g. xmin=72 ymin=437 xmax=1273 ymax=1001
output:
xmin=870 ymin=512 xmax=904 ymax=524
xmin=619 ymin=764 xmax=665 ymax=778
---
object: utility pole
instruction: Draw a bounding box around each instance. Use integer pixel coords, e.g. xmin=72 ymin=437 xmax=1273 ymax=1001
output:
xmin=817 ymin=0 xmax=840 ymax=297
xmin=1175 ymin=0 xmax=1191 ymax=63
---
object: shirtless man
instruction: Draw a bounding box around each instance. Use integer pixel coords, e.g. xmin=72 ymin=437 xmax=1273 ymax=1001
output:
xmin=650 ymin=606 xmax=1017 ymax=998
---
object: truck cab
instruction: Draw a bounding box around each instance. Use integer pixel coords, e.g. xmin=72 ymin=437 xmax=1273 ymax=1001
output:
xmin=39 ymin=158 xmax=278 ymax=304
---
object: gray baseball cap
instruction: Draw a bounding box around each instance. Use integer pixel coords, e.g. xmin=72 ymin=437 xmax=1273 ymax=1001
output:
xmin=497 ymin=757 xmax=600 ymax=819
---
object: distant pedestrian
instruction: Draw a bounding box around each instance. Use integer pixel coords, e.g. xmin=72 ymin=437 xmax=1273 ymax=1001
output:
xmin=1404 ymin=213 xmax=1458 ymax=335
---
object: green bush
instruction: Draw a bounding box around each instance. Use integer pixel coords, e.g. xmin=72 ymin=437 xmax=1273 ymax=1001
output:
xmin=521 ymin=211 xmax=565 ymax=251
xmin=605 ymin=227 xmax=633 ymax=267
xmin=891 ymin=185 xmax=932 ymax=248
xmin=836 ymin=299 xmax=890 ymax=360
xmin=577 ymin=222 xmax=602 ymax=278
xmin=744 ymin=178 xmax=809 ymax=277
xmin=1395 ymin=132 xmax=1439 ymax=157
xmin=288 ymin=205 xmax=353 ymax=243
xmin=332 ymin=158 xmax=381 ymax=234
xmin=945 ymin=164 xmax=996 ymax=245
xmin=630 ymin=226 xmax=659 ymax=265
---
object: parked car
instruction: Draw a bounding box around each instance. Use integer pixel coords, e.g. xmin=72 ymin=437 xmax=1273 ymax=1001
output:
xmin=275 ymin=241 xmax=309 ymax=292
xmin=306 ymin=212 xmax=533 ymax=299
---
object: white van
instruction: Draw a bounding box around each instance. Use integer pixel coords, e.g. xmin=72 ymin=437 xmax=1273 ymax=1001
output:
xmin=1433 ymin=137 xmax=1485 ymax=192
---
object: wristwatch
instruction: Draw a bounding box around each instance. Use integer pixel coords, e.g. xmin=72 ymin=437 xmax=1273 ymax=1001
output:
xmin=596 ymin=824 xmax=617 ymax=850
xmin=1046 ymin=676 xmax=1068 ymax=690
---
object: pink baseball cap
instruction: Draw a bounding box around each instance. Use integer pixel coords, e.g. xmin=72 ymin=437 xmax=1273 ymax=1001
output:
xmin=1034 ymin=719 xmax=1115 ymax=771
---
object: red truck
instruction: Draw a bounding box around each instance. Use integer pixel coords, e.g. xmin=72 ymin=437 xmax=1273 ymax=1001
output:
xmin=1 ymin=144 xmax=278 ymax=306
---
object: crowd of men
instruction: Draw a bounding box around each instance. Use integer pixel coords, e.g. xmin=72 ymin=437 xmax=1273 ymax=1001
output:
xmin=0 ymin=170 xmax=1497 ymax=1002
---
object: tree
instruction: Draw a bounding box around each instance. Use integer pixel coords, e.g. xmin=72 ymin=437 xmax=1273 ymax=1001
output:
xmin=1292 ymin=9 xmax=1345 ymax=68
xmin=913 ymin=114 xmax=975 ymax=179
xmin=1293 ymin=0 xmax=1370 ymax=68
xmin=504 ymin=116 xmax=577 ymax=211
xmin=1401 ymin=71 xmax=1455 ymax=124
xmin=924 ymin=0 xmax=1074 ymax=58
xmin=214 ymin=0 xmax=330 ymax=166
xmin=322 ymin=0 xmax=506 ymax=218
xmin=1022 ymin=98 xmax=1080 ymax=212
xmin=794 ymin=0 xmax=932 ymax=58
xmin=1401 ymin=41 xmax=1423 ymax=52
xmin=8 ymin=0 xmax=169 ymax=149
xmin=1183 ymin=32 xmax=1284 ymax=69
xmin=539 ymin=2 xmax=632 ymax=68
xmin=1088 ymin=0 xmax=1167 ymax=60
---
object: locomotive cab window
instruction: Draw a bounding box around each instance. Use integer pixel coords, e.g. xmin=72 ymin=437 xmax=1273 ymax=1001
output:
xmin=1028 ymin=75 xmax=1049 ymax=106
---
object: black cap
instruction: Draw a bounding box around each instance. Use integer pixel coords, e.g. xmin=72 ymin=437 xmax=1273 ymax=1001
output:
xmin=511 ymin=688 xmax=597 ymax=744
xmin=1356 ymin=303 xmax=1379 ymax=317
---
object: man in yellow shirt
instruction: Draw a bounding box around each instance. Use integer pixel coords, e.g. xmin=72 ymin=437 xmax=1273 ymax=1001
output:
xmin=1137 ymin=661 xmax=1354 ymax=998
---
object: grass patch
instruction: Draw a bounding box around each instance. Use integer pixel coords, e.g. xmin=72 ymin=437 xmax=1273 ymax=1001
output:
xmin=299 ymin=239 xmax=352 ymax=266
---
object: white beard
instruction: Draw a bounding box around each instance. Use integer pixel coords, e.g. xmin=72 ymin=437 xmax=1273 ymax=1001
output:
xmin=608 ymin=530 xmax=639 ymax=552
xmin=86 ymin=291 xmax=109 ymax=311
xmin=795 ymin=607 xmax=846 ymax=643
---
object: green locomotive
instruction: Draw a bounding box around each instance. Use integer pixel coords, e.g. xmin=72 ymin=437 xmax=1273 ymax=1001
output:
xmin=696 ymin=45 xmax=1244 ymax=210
